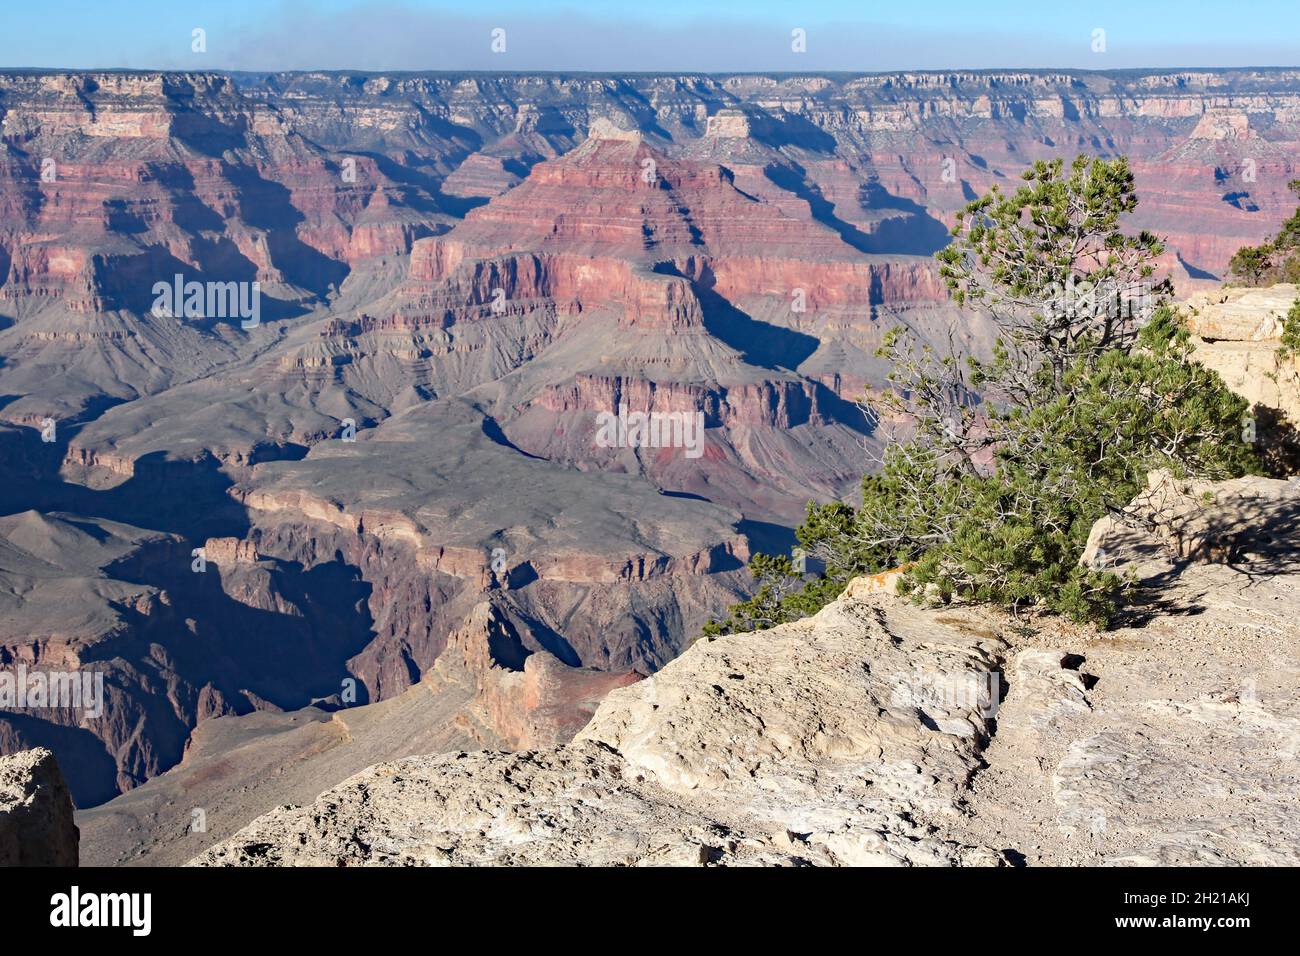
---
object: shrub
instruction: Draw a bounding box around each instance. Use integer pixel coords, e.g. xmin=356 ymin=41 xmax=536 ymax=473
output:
xmin=1281 ymin=297 xmax=1300 ymax=359
xmin=1229 ymin=180 xmax=1300 ymax=286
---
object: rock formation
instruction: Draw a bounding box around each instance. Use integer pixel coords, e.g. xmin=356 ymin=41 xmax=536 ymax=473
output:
xmin=0 ymin=507 xmax=392 ymax=807
xmin=1184 ymin=283 xmax=1300 ymax=422
xmin=425 ymin=602 xmax=643 ymax=750
xmin=192 ymin=474 xmax=1300 ymax=866
xmin=1084 ymin=469 xmax=1296 ymax=569
xmin=76 ymin=600 xmax=641 ymax=865
xmin=193 ymin=593 xmax=1010 ymax=866
xmin=0 ymin=747 xmax=79 ymax=866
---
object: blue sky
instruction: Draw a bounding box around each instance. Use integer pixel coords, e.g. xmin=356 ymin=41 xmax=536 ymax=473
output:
xmin=2 ymin=0 xmax=1298 ymax=71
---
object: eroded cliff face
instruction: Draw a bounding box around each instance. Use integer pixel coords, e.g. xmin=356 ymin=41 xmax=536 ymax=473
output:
xmin=3 ymin=68 xmax=1296 ymax=315
xmin=425 ymin=602 xmax=644 ymax=750
xmin=1184 ymin=283 xmax=1300 ymax=422
xmin=0 ymin=509 xmax=382 ymax=807
xmin=0 ymin=747 xmax=79 ymax=866
xmin=1181 ymin=282 xmax=1300 ymax=471
xmin=192 ymin=474 xmax=1300 ymax=867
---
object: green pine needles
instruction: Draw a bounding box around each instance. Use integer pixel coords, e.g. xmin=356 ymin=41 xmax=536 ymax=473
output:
xmin=1281 ymin=297 xmax=1300 ymax=359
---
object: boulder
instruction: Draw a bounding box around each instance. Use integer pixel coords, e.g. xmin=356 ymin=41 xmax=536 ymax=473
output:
xmin=1183 ymin=284 xmax=1300 ymax=423
xmin=1083 ymin=469 xmax=1298 ymax=573
xmin=0 ymin=748 xmax=79 ymax=866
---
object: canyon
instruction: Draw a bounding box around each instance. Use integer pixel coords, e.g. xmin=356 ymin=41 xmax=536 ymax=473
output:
xmin=193 ymin=471 xmax=1300 ymax=867
xmin=1 ymin=68 xmax=1298 ymax=851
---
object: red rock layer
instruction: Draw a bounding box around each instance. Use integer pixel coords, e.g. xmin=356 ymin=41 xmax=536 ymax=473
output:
xmin=430 ymin=602 xmax=643 ymax=749
xmin=534 ymin=374 xmax=827 ymax=429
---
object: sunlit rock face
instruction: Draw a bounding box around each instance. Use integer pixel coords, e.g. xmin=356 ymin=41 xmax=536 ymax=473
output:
xmin=1183 ymin=283 xmax=1300 ymax=424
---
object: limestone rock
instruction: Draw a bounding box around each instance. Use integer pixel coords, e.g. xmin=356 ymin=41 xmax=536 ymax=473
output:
xmin=1083 ymin=469 xmax=1297 ymax=573
xmin=843 ymin=566 xmax=909 ymax=597
xmin=955 ymin=473 xmax=1300 ymax=866
xmin=192 ymin=594 xmax=1012 ymax=866
xmin=1185 ymin=284 xmax=1295 ymax=341
xmin=0 ymin=748 xmax=79 ymax=866
xmin=585 ymin=117 xmax=642 ymax=143
xmin=704 ymin=108 xmax=752 ymax=139
xmin=1183 ymin=284 xmax=1300 ymax=422
xmin=201 ymin=537 xmax=261 ymax=564
xmin=1006 ymin=650 xmax=1092 ymax=733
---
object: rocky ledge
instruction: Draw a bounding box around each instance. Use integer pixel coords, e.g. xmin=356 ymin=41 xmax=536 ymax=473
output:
xmin=1185 ymin=283 xmax=1300 ymax=422
xmin=192 ymin=473 xmax=1300 ymax=867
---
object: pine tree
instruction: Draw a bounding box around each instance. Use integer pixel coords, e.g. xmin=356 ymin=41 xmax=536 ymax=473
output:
xmin=706 ymin=156 xmax=1260 ymax=633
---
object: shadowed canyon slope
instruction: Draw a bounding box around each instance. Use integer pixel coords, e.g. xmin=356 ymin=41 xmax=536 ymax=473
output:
xmin=2 ymin=68 xmax=1300 ymax=813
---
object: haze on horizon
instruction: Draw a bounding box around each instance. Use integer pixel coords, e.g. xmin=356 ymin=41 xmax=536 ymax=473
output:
xmin=2 ymin=0 xmax=1299 ymax=74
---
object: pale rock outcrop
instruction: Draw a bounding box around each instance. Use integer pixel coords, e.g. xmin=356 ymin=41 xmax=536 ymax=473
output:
xmin=193 ymin=595 xmax=1012 ymax=866
xmin=958 ymin=471 xmax=1300 ymax=866
xmin=704 ymin=108 xmax=753 ymax=139
xmin=1083 ymin=469 xmax=1296 ymax=571
xmin=1189 ymin=110 xmax=1255 ymax=141
xmin=0 ymin=748 xmax=79 ymax=866
xmin=1004 ymin=650 xmax=1092 ymax=734
xmin=1184 ymin=283 xmax=1300 ymax=422
xmin=585 ymin=117 xmax=642 ymax=143
xmin=844 ymin=566 xmax=909 ymax=597
xmin=201 ymin=537 xmax=261 ymax=564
